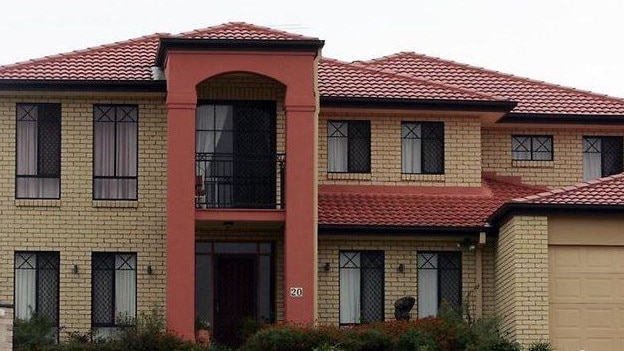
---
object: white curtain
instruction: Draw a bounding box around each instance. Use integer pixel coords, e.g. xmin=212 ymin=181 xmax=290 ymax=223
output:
xmin=196 ymin=105 xmax=233 ymax=206
xmin=328 ymin=122 xmax=348 ymax=172
xmin=339 ymin=252 xmax=361 ymax=324
xmin=16 ymin=108 xmax=59 ymax=198
xmin=418 ymin=253 xmax=438 ymax=318
xmin=583 ymin=138 xmax=602 ymax=181
xmin=94 ymin=121 xmax=116 ymax=198
xmin=114 ymin=254 xmax=136 ymax=323
xmin=402 ymin=124 xmax=422 ymax=173
xmin=116 ymin=120 xmax=137 ymax=198
xmin=15 ymin=254 xmax=36 ymax=320
xmin=94 ymin=109 xmax=137 ymax=199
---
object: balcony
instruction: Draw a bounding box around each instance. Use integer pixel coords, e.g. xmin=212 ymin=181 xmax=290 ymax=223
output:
xmin=195 ymin=153 xmax=285 ymax=209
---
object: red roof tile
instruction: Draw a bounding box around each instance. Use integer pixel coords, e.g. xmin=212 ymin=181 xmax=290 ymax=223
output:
xmin=513 ymin=172 xmax=624 ymax=205
xmin=0 ymin=22 xmax=317 ymax=81
xmin=361 ymin=52 xmax=624 ymax=115
xmin=176 ymin=22 xmax=318 ymax=40
xmin=318 ymin=58 xmax=501 ymax=101
xmin=318 ymin=174 xmax=544 ymax=228
xmin=0 ymin=34 xmax=160 ymax=80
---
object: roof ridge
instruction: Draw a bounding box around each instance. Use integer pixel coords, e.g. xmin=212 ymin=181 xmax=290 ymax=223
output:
xmin=175 ymin=21 xmax=317 ymax=40
xmin=324 ymin=57 xmax=504 ymax=101
xmin=0 ymin=33 xmax=166 ymax=72
xmin=366 ymin=51 xmax=624 ymax=107
xmin=513 ymin=172 xmax=624 ymax=202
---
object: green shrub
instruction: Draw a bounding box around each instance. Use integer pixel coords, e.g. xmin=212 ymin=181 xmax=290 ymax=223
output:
xmin=340 ymin=328 xmax=393 ymax=351
xmin=394 ymin=329 xmax=439 ymax=351
xmin=13 ymin=314 xmax=57 ymax=351
xmin=240 ymin=324 xmax=316 ymax=351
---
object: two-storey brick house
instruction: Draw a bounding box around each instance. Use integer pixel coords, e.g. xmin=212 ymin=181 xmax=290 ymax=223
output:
xmin=0 ymin=23 xmax=623 ymax=351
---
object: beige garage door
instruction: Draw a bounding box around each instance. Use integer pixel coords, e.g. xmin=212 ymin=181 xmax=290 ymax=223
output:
xmin=550 ymin=246 xmax=624 ymax=351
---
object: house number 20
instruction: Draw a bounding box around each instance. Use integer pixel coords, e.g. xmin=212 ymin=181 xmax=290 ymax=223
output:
xmin=289 ymin=287 xmax=303 ymax=297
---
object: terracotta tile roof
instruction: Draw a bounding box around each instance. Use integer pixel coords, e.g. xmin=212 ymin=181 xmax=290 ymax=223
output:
xmin=318 ymin=58 xmax=502 ymax=102
xmin=0 ymin=34 xmax=160 ymax=80
xmin=0 ymin=22 xmax=317 ymax=81
xmin=176 ymin=22 xmax=318 ymax=40
xmin=513 ymin=172 xmax=624 ymax=205
xmin=318 ymin=174 xmax=544 ymax=228
xmin=361 ymin=52 xmax=624 ymax=115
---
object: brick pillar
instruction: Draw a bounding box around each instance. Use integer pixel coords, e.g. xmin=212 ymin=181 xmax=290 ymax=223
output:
xmin=165 ymin=93 xmax=197 ymax=339
xmin=495 ymin=216 xmax=549 ymax=346
xmin=283 ymin=105 xmax=318 ymax=324
xmin=0 ymin=302 xmax=13 ymax=351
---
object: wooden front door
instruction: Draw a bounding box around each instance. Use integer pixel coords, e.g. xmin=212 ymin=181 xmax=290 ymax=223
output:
xmin=214 ymin=256 xmax=257 ymax=346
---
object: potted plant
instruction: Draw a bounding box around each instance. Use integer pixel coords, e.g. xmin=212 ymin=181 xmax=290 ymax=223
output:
xmin=195 ymin=318 xmax=211 ymax=345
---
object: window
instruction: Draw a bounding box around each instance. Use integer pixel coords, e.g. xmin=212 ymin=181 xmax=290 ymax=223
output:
xmin=402 ymin=122 xmax=444 ymax=174
xmin=93 ymin=105 xmax=138 ymax=200
xmin=583 ymin=136 xmax=623 ymax=181
xmin=511 ymin=135 xmax=553 ymax=160
xmin=328 ymin=121 xmax=370 ymax=173
xmin=417 ymin=252 xmax=461 ymax=318
xmin=92 ymin=253 xmax=137 ymax=329
xmin=14 ymin=252 xmax=59 ymax=327
xmin=339 ymin=251 xmax=384 ymax=324
xmin=16 ymin=103 xmax=61 ymax=199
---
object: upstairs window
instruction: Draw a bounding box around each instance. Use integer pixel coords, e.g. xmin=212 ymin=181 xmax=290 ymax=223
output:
xmin=93 ymin=105 xmax=138 ymax=200
xmin=16 ymin=104 xmax=61 ymax=199
xmin=402 ymin=122 xmax=444 ymax=174
xmin=339 ymin=251 xmax=384 ymax=324
xmin=328 ymin=121 xmax=371 ymax=173
xmin=92 ymin=252 xmax=137 ymax=331
xmin=583 ymin=136 xmax=623 ymax=181
xmin=511 ymin=135 xmax=553 ymax=161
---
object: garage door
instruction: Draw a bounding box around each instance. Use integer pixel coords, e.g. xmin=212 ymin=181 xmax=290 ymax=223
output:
xmin=550 ymin=246 xmax=624 ymax=351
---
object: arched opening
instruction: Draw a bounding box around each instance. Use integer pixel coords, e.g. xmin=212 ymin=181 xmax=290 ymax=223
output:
xmin=194 ymin=73 xmax=286 ymax=209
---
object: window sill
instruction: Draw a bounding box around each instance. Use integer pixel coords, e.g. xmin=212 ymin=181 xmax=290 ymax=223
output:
xmin=401 ymin=174 xmax=445 ymax=182
xmin=93 ymin=200 xmax=139 ymax=208
xmin=14 ymin=199 xmax=61 ymax=207
xmin=511 ymin=160 xmax=555 ymax=168
xmin=327 ymin=172 xmax=372 ymax=181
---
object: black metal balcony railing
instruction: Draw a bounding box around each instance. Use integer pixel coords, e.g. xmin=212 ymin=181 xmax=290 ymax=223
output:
xmin=195 ymin=153 xmax=285 ymax=209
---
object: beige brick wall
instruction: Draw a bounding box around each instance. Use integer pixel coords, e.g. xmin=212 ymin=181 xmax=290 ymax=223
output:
xmin=0 ymin=94 xmax=167 ymax=335
xmin=317 ymin=236 xmax=492 ymax=325
xmin=482 ymin=127 xmax=624 ymax=188
xmin=495 ymin=216 xmax=549 ymax=345
xmin=318 ymin=112 xmax=482 ymax=187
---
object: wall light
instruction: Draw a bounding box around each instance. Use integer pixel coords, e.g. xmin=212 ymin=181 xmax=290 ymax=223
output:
xmin=397 ymin=263 xmax=405 ymax=274
xmin=324 ymin=263 xmax=331 ymax=272
xmin=147 ymin=265 xmax=153 ymax=275
xmin=72 ymin=264 xmax=79 ymax=274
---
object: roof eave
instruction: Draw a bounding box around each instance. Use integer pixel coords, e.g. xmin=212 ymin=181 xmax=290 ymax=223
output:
xmin=499 ymin=112 xmax=624 ymax=125
xmin=0 ymin=79 xmax=167 ymax=92
xmin=489 ymin=202 xmax=624 ymax=226
xmin=320 ymin=96 xmax=516 ymax=112
xmin=155 ymin=37 xmax=325 ymax=66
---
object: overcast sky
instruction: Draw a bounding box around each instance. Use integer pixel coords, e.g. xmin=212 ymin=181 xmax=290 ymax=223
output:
xmin=1 ymin=0 xmax=623 ymax=97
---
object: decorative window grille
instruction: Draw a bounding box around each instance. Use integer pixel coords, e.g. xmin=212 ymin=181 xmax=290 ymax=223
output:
xmin=16 ymin=104 xmax=61 ymax=199
xmin=14 ymin=251 xmax=60 ymax=327
xmin=339 ymin=251 xmax=384 ymax=324
xmin=417 ymin=252 xmax=461 ymax=317
xmin=93 ymin=105 xmax=138 ymax=200
xmin=328 ymin=121 xmax=371 ymax=173
xmin=92 ymin=252 xmax=137 ymax=328
xmin=402 ymin=122 xmax=444 ymax=174
xmin=511 ymin=135 xmax=553 ymax=161
xmin=583 ymin=136 xmax=623 ymax=181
